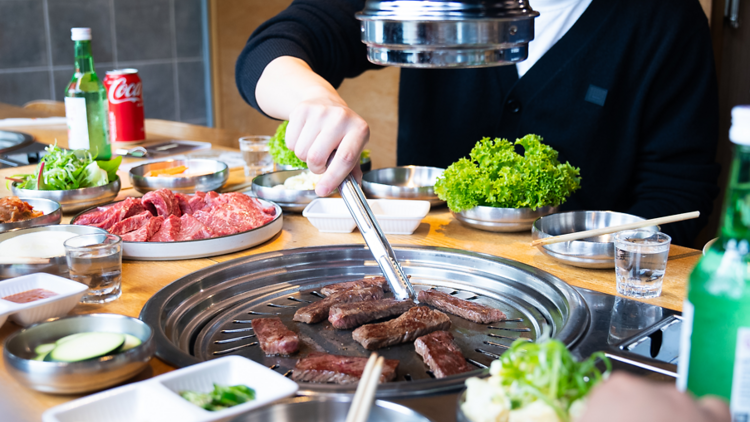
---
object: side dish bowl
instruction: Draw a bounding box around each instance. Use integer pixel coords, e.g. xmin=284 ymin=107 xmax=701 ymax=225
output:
xmin=10 ymin=177 xmax=121 ymax=213
xmin=0 ymin=197 xmax=62 ymax=233
xmin=252 ymin=169 xmax=322 ymax=212
xmin=531 ymin=210 xmax=657 ymax=269
xmin=454 ymin=205 xmax=559 ymax=232
xmin=362 ymin=166 xmax=445 ymax=206
xmin=4 ymin=313 xmax=155 ymax=394
xmin=129 ymin=159 xmax=229 ymax=194
xmin=0 ymin=273 xmax=88 ymax=327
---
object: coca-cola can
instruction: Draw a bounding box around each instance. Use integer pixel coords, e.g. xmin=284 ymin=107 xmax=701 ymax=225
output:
xmin=104 ymin=68 xmax=145 ymax=143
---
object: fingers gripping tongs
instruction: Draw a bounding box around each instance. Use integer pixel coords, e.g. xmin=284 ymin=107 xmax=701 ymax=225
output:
xmin=338 ymin=174 xmax=417 ymax=301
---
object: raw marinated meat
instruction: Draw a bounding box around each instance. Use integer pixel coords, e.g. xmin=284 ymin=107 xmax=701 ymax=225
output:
xmin=414 ymin=330 xmax=472 ymax=378
xmin=320 ymin=277 xmax=391 ymax=297
xmin=293 ymin=286 xmax=384 ymax=324
xmin=291 ymin=352 xmax=399 ymax=384
xmin=120 ymin=216 xmax=164 ymax=242
xmin=193 ymin=193 xmax=276 ymax=236
xmin=174 ymin=193 xmax=192 ymax=215
xmin=142 ymin=188 xmax=180 ymax=217
xmin=108 ymin=211 xmax=152 ymax=235
xmin=328 ymin=299 xmax=415 ymax=330
xmin=417 ymin=289 xmax=506 ymax=324
xmin=251 ymin=317 xmax=299 ymax=356
xmin=352 ymin=306 xmax=451 ymax=350
xmin=74 ymin=197 xmax=145 ymax=230
xmin=176 ymin=214 xmax=215 ymax=241
xmin=150 ymin=215 xmax=181 ymax=242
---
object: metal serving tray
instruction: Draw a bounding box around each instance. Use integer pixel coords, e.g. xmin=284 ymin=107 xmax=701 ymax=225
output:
xmin=141 ymin=245 xmax=589 ymax=398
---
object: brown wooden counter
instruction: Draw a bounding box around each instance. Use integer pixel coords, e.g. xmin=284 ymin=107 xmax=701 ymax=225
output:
xmin=0 ymin=104 xmax=700 ymax=421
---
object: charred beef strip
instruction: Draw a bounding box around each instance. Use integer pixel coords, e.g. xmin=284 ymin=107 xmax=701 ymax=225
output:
xmin=414 ymin=330 xmax=472 ymax=378
xmin=320 ymin=277 xmax=390 ymax=296
xmin=250 ymin=317 xmax=299 ymax=356
xmin=292 ymin=352 xmax=399 ymax=384
xmin=352 ymin=306 xmax=451 ymax=350
xmin=328 ymin=299 xmax=416 ymax=330
xmin=417 ymin=289 xmax=506 ymax=324
xmin=293 ymin=286 xmax=384 ymax=324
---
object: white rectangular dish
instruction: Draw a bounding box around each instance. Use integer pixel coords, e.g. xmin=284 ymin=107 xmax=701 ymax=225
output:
xmin=42 ymin=355 xmax=299 ymax=422
xmin=0 ymin=273 xmax=87 ymax=327
xmin=302 ymin=198 xmax=430 ymax=234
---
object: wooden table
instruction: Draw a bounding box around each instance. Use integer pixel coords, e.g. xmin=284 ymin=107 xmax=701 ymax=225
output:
xmin=0 ymin=104 xmax=701 ymax=421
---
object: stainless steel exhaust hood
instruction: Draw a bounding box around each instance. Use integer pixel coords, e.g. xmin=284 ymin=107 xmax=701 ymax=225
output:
xmin=356 ymin=0 xmax=539 ymax=68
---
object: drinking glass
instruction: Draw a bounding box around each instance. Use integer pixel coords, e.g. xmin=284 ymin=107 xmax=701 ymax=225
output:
xmin=64 ymin=234 xmax=123 ymax=304
xmin=239 ymin=135 xmax=274 ymax=177
xmin=614 ymin=230 xmax=671 ymax=298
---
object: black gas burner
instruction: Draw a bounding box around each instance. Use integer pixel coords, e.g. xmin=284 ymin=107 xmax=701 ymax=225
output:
xmin=0 ymin=130 xmax=47 ymax=169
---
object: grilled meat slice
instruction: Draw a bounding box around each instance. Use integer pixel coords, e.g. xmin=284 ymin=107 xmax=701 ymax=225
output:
xmin=414 ymin=330 xmax=472 ymax=378
xmin=320 ymin=276 xmax=390 ymax=296
xmin=328 ymin=299 xmax=416 ymax=330
xmin=417 ymin=289 xmax=506 ymax=324
xmin=291 ymin=352 xmax=399 ymax=384
xmin=352 ymin=306 xmax=451 ymax=350
xmin=293 ymin=286 xmax=384 ymax=324
xmin=251 ymin=317 xmax=299 ymax=356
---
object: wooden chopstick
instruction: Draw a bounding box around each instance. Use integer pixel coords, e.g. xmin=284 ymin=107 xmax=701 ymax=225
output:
xmin=345 ymin=353 xmax=384 ymax=422
xmin=530 ymin=211 xmax=700 ymax=247
xmin=0 ymin=257 xmax=51 ymax=265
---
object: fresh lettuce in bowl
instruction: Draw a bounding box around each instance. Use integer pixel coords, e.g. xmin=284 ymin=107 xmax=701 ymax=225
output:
xmin=268 ymin=120 xmax=370 ymax=168
xmin=435 ymin=135 xmax=581 ymax=212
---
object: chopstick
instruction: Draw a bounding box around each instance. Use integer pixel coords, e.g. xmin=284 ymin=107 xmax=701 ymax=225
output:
xmin=530 ymin=211 xmax=700 ymax=247
xmin=345 ymin=353 xmax=385 ymax=422
xmin=0 ymin=257 xmax=51 ymax=265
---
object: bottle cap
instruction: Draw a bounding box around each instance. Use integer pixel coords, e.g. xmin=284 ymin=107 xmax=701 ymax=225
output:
xmin=730 ymin=105 xmax=750 ymax=145
xmin=70 ymin=28 xmax=92 ymax=41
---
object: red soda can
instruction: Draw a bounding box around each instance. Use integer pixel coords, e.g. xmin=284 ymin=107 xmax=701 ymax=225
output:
xmin=103 ymin=69 xmax=145 ymax=143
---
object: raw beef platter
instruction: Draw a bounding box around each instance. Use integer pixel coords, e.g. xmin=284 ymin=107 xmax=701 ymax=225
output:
xmin=73 ymin=188 xmax=277 ymax=242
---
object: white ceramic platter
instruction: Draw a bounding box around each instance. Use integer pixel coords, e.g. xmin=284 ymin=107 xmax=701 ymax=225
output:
xmin=72 ymin=196 xmax=283 ymax=261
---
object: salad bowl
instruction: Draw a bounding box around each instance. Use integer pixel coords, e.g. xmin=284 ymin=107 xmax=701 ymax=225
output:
xmin=11 ymin=177 xmax=121 ymax=213
xmin=454 ymin=205 xmax=558 ymax=232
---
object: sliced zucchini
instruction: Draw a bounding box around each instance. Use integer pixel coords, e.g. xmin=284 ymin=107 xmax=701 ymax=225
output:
xmin=55 ymin=333 xmax=88 ymax=346
xmin=48 ymin=332 xmax=125 ymax=363
xmin=34 ymin=351 xmax=50 ymax=361
xmin=120 ymin=334 xmax=142 ymax=352
xmin=34 ymin=343 xmax=56 ymax=355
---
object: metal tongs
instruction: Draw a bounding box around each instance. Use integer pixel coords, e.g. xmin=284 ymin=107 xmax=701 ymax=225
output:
xmin=338 ymin=173 xmax=417 ymax=301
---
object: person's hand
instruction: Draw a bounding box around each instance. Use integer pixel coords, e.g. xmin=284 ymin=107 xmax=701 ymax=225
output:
xmin=578 ymin=372 xmax=730 ymax=422
xmin=285 ymin=96 xmax=369 ymax=197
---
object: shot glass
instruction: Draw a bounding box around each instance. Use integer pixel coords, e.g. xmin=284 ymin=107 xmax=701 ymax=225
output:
xmin=239 ymin=135 xmax=274 ymax=177
xmin=64 ymin=234 xmax=123 ymax=304
xmin=613 ymin=230 xmax=671 ymax=299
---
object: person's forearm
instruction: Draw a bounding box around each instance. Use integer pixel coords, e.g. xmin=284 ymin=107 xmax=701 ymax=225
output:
xmin=255 ymin=56 xmax=348 ymax=120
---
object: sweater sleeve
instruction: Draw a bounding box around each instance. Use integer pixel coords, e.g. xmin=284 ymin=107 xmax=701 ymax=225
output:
xmin=626 ymin=10 xmax=719 ymax=246
xmin=235 ymin=0 xmax=379 ymax=115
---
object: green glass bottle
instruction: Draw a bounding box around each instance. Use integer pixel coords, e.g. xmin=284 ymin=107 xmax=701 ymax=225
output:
xmin=678 ymin=105 xmax=750 ymax=418
xmin=64 ymin=27 xmax=111 ymax=159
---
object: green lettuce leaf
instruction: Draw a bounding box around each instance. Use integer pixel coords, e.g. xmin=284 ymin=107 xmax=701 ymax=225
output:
xmin=96 ymin=156 xmax=122 ymax=183
xmin=268 ymin=121 xmax=308 ymax=168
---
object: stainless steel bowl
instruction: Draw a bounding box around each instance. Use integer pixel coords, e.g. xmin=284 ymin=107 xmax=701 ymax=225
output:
xmin=10 ymin=177 xmax=121 ymax=214
xmin=454 ymin=205 xmax=559 ymax=232
xmin=3 ymin=313 xmax=155 ymax=394
xmin=277 ymin=156 xmax=372 ymax=173
xmin=0 ymin=197 xmax=62 ymax=233
xmin=0 ymin=224 xmax=108 ymax=280
xmin=230 ymin=396 xmax=432 ymax=422
xmin=129 ymin=159 xmax=229 ymax=194
xmin=362 ymin=166 xmax=445 ymax=206
xmin=252 ymin=169 xmax=322 ymax=212
xmin=531 ymin=211 xmax=657 ymax=269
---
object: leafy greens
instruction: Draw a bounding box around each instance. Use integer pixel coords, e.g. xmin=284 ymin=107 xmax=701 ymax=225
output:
xmin=180 ymin=384 xmax=256 ymax=411
xmin=9 ymin=144 xmax=121 ymax=190
xmin=434 ymin=135 xmax=581 ymax=212
xmin=268 ymin=120 xmax=371 ymax=168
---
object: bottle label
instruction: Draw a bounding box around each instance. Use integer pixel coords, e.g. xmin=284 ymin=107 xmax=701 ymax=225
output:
xmin=65 ymin=97 xmax=89 ymax=150
xmin=731 ymin=328 xmax=750 ymax=418
xmin=676 ymin=300 xmax=694 ymax=392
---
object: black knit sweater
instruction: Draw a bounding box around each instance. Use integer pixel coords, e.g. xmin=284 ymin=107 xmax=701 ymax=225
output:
xmin=236 ymin=0 xmax=720 ymax=246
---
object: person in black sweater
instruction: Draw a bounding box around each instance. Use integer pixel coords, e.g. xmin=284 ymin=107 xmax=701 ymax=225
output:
xmin=235 ymin=0 xmax=719 ymax=246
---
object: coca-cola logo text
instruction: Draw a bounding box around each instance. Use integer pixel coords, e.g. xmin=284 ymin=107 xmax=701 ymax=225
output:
xmin=108 ymin=78 xmax=143 ymax=105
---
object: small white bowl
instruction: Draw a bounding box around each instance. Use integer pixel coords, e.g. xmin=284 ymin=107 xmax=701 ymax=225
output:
xmin=42 ymin=355 xmax=299 ymax=422
xmin=0 ymin=273 xmax=87 ymax=327
xmin=302 ymin=198 xmax=431 ymax=234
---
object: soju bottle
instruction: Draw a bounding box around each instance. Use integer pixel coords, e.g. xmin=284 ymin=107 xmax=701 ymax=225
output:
xmin=64 ymin=27 xmax=111 ymax=159
xmin=678 ymin=105 xmax=750 ymax=417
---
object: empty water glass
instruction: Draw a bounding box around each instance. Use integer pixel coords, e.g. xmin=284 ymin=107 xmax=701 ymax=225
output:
xmin=614 ymin=230 xmax=671 ymax=299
